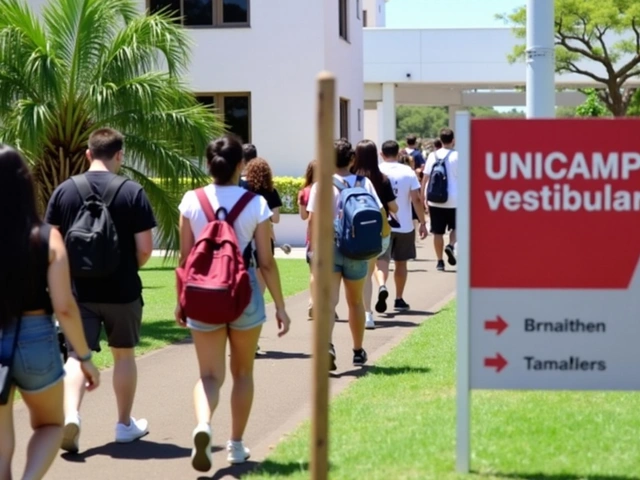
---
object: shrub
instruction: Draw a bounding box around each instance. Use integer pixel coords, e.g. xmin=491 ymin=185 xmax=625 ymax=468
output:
xmin=151 ymin=177 xmax=305 ymax=214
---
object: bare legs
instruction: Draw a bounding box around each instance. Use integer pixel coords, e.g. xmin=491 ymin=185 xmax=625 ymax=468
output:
xmin=0 ymin=382 xmax=65 ymax=480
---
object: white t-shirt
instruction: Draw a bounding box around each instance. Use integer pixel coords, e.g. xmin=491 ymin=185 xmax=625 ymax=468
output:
xmin=178 ymin=184 xmax=272 ymax=252
xmin=307 ymin=174 xmax=383 ymax=218
xmin=424 ymin=148 xmax=458 ymax=209
xmin=378 ymin=161 xmax=420 ymax=233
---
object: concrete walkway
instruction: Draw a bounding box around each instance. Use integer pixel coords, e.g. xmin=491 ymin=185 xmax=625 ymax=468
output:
xmin=11 ymin=241 xmax=456 ymax=479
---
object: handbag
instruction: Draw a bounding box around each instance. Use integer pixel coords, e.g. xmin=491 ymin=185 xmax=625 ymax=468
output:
xmin=0 ymin=318 xmax=22 ymax=405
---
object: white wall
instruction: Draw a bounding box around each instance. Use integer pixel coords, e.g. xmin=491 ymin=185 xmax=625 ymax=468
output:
xmin=363 ymin=0 xmax=387 ymax=27
xmin=323 ymin=0 xmax=365 ymax=146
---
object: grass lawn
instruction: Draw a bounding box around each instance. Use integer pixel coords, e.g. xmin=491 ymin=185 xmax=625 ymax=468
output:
xmin=90 ymin=258 xmax=309 ymax=369
xmin=245 ymin=302 xmax=640 ymax=480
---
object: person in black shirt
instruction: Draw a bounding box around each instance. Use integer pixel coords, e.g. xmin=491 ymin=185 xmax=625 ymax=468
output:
xmin=241 ymin=157 xmax=283 ymax=294
xmin=352 ymin=140 xmax=398 ymax=330
xmin=45 ymin=128 xmax=157 ymax=452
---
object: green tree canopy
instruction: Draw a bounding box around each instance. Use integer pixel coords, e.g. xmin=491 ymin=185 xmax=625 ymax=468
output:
xmin=0 ymin=0 xmax=224 ymax=249
xmin=498 ymin=0 xmax=640 ymax=116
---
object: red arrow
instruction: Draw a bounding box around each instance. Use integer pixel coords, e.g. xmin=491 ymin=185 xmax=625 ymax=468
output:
xmin=484 ymin=353 xmax=508 ymax=373
xmin=484 ymin=315 xmax=508 ymax=335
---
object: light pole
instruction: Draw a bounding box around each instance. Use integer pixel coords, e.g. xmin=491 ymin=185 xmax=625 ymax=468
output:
xmin=526 ymin=0 xmax=556 ymax=118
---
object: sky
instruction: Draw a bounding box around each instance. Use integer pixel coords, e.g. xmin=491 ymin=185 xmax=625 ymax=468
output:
xmin=386 ymin=0 xmax=523 ymax=29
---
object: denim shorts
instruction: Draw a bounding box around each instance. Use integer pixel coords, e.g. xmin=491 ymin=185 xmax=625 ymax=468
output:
xmin=333 ymin=246 xmax=368 ymax=281
xmin=0 ymin=315 xmax=65 ymax=393
xmin=187 ymin=269 xmax=267 ymax=332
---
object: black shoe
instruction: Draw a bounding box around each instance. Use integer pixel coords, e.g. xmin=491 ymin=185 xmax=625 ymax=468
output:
xmin=445 ymin=244 xmax=457 ymax=266
xmin=353 ymin=348 xmax=368 ymax=366
xmin=329 ymin=343 xmax=337 ymax=371
xmin=394 ymin=298 xmax=410 ymax=311
xmin=437 ymin=260 xmax=445 ymax=271
xmin=375 ymin=285 xmax=389 ymax=313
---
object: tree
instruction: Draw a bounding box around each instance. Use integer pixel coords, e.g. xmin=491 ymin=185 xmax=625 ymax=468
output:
xmin=396 ymin=106 xmax=448 ymax=141
xmin=0 ymin=0 xmax=223 ymax=248
xmin=575 ymin=88 xmax=609 ymax=116
xmin=498 ymin=0 xmax=640 ymax=116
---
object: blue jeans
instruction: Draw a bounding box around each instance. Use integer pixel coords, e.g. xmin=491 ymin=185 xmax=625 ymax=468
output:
xmin=187 ymin=269 xmax=267 ymax=332
xmin=0 ymin=315 xmax=65 ymax=393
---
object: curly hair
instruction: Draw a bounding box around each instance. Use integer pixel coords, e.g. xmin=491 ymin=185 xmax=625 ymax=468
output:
xmin=244 ymin=157 xmax=274 ymax=192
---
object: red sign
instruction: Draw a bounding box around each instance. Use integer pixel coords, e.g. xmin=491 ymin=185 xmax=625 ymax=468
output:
xmin=470 ymin=119 xmax=640 ymax=289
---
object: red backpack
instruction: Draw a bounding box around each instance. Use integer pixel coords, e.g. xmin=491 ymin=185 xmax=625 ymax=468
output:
xmin=176 ymin=188 xmax=255 ymax=325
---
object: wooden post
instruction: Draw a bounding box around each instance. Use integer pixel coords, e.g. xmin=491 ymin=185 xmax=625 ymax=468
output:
xmin=310 ymin=71 xmax=335 ymax=480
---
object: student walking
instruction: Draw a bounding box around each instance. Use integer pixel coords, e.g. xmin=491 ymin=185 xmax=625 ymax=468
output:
xmin=422 ymin=128 xmax=458 ymax=271
xmin=378 ymin=140 xmax=428 ymax=311
xmin=0 ymin=145 xmax=100 ymax=479
xmin=352 ymin=140 xmax=398 ymax=329
xmin=298 ymin=160 xmax=316 ymax=319
xmin=306 ymin=139 xmax=385 ymax=370
xmin=175 ymin=135 xmax=291 ymax=472
xmin=45 ymin=128 xmax=156 ymax=453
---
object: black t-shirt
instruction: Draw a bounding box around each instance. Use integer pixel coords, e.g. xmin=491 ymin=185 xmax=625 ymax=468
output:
xmin=45 ymin=171 xmax=157 ymax=304
xmin=239 ymin=179 xmax=283 ymax=211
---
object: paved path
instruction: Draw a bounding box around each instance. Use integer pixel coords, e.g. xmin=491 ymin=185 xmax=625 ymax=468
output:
xmin=11 ymin=241 xmax=456 ymax=479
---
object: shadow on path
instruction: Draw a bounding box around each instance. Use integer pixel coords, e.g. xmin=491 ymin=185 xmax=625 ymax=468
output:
xmin=61 ymin=439 xmax=200 ymax=462
xmin=333 ymin=364 xmax=431 ymax=379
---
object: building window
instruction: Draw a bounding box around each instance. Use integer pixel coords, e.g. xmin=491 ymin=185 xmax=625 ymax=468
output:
xmin=357 ymin=108 xmax=362 ymax=132
xmin=339 ymin=98 xmax=350 ymax=140
xmin=338 ymin=0 xmax=348 ymax=41
xmin=363 ymin=9 xmax=368 ymax=26
xmin=196 ymin=93 xmax=251 ymax=143
xmin=148 ymin=0 xmax=250 ymax=27
xmin=356 ymin=0 xmax=360 ymax=19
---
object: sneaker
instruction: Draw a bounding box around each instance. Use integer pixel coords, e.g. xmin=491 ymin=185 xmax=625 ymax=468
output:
xmin=335 ymin=311 xmax=339 ymax=320
xmin=191 ymin=424 xmax=212 ymax=472
xmin=308 ymin=305 xmax=313 ymax=320
xmin=61 ymin=415 xmax=81 ymax=453
xmin=375 ymin=285 xmax=389 ymax=313
xmin=445 ymin=244 xmax=457 ymax=266
xmin=394 ymin=298 xmax=410 ymax=311
xmin=365 ymin=312 xmax=375 ymax=330
xmin=353 ymin=349 xmax=368 ymax=366
xmin=329 ymin=343 xmax=337 ymax=371
xmin=115 ymin=417 xmax=149 ymax=443
xmin=227 ymin=440 xmax=251 ymax=464
xmin=437 ymin=260 xmax=445 ymax=271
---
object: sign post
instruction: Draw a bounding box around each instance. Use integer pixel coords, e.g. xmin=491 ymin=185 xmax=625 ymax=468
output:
xmin=310 ymin=71 xmax=335 ymax=480
xmin=456 ymin=114 xmax=640 ymax=473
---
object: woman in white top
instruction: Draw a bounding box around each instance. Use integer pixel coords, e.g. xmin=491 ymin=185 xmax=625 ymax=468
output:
xmin=175 ymin=135 xmax=291 ymax=473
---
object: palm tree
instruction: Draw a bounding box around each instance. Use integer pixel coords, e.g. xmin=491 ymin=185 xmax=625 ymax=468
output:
xmin=0 ymin=0 xmax=224 ymax=249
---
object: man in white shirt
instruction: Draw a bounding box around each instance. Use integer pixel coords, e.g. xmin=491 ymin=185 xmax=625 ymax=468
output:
xmin=378 ymin=140 xmax=428 ymax=311
xmin=422 ymin=128 xmax=458 ymax=271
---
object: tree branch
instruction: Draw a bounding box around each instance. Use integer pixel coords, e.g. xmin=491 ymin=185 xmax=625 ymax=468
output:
xmin=556 ymin=31 xmax=607 ymax=64
xmin=594 ymin=25 xmax=615 ymax=75
xmin=616 ymin=19 xmax=640 ymax=82
xmin=562 ymin=60 xmax=608 ymax=83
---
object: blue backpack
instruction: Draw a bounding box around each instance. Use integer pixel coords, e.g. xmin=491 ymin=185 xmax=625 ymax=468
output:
xmin=427 ymin=150 xmax=452 ymax=204
xmin=333 ymin=175 xmax=383 ymax=261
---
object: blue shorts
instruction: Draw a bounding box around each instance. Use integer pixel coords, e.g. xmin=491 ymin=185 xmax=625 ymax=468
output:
xmin=187 ymin=269 xmax=267 ymax=333
xmin=0 ymin=315 xmax=65 ymax=393
xmin=333 ymin=246 xmax=368 ymax=281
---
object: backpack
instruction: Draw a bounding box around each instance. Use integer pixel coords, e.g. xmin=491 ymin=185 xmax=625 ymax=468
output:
xmin=65 ymin=174 xmax=128 ymax=278
xmin=427 ymin=150 xmax=452 ymax=204
xmin=333 ymin=175 xmax=383 ymax=261
xmin=176 ymin=189 xmax=255 ymax=325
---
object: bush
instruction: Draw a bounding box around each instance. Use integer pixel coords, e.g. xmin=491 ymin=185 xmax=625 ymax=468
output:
xmin=151 ymin=177 xmax=305 ymax=214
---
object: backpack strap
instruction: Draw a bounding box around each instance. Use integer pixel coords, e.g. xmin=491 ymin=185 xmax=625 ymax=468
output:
xmin=101 ymin=175 xmax=128 ymax=207
xmin=354 ymin=175 xmax=365 ymax=188
xmin=195 ymin=188 xmax=216 ymax=223
xmin=71 ymin=174 xmax=95 ymax=201
xmin=333 ymin=175 xmax=350 ymax=192
xmin=226 ymin=191 xmax=256 ymax=225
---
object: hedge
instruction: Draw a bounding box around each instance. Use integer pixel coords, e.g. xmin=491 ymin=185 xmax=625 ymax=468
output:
xmin=151 ymin=177 xmax=305 ymax=214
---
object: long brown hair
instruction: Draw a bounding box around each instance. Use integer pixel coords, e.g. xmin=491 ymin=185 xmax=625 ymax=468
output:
xmin=0 ymin=145 xmax=42 ymax=327
xmin=303 ymin=160 xmax=316 ymax=188
xmin=352 ymin=140 xmax=387 ymax=199
xmin=244 ymin=157 xmax=274 ymax=192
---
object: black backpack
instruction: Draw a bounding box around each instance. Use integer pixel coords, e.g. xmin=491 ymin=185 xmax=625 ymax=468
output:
xmin=427 ymin=150 xmax=452 ymax=204
xmin=65 ymin=174 xmax=128 ymax=278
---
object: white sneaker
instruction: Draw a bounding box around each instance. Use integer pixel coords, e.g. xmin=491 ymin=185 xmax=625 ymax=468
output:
xmin=365 ymin=312 xmax=376 ymax=330
xmin=61 ymin=414 xmax=81 ymax=453
xmin=191 ymin=423 xmax=212 ymax=472
xmin=115 ymin=417 xmax=149 ymax=443
xmin=226 ymin=440 xmax=251 ymax=464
